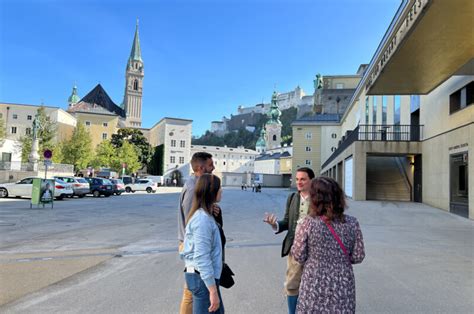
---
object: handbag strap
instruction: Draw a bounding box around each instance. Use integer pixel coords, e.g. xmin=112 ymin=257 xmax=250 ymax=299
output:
xmin=321 ymin=217 xmax=351 ymax=263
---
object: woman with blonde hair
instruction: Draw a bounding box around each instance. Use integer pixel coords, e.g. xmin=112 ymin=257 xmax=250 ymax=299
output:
xmin=291 ymin=176 xmax=365 ymax=313
xmin=180 ymin=174 xmax=224 ymax=313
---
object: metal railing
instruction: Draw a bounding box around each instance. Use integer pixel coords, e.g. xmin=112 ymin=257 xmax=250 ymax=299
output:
xmin=321 ymin=124 xmax=424 ymax=169
xmin=358 ymin=124 xmax=423 ymax=142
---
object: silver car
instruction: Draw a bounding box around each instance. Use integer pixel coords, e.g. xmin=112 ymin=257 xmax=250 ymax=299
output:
xmin=54 ymin=176 xmax=90 ymax=198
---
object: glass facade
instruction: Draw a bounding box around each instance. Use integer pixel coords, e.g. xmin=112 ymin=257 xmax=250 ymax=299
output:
xmin=394 ymin=95 xmax=401 ymax=124
xmin=382 ymin=96 xmax=387 ymax=125
xmin=365 ymin=97 xmax=369 ymax=124
xmin=372 ymin=96 xmax=377 ymax=124
xmin=410 ymin=95 xmax=420 ymax=113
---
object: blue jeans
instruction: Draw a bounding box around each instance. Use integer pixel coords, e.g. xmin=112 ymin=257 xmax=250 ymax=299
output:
xmin=184 ymin=273 xmax=224 ymax=314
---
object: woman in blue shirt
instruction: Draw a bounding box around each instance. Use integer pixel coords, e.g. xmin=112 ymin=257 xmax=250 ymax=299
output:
xmin=181 ymin=174 xmax=224 ymax=313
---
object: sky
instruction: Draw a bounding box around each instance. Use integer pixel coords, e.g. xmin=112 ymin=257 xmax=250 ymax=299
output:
xmin=0 ymin=0 xmax=401 ymax=136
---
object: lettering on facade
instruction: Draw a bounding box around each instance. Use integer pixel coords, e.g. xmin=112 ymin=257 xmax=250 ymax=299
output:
xmin=448 ymin=143 xmax=468 ymax=151
xmin=365 ymin=0 xmax=429 ymax=92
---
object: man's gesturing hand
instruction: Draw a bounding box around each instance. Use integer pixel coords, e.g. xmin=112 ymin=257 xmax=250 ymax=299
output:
xmin=263 ymin=212 xmax=278 ymax=231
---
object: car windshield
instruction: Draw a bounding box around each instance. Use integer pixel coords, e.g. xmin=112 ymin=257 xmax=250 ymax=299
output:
xmin=76 ymin=178 xmax=88 ymax=183
xmin=102 ymin=179 xmax=112 ymax=184
xmin=55 ymin=179 xmax=67 ymax=184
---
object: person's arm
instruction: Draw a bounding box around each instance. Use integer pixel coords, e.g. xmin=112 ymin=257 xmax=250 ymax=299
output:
xmin=351 ymin=219 xmax=365 ymax=264
xmin=178 ymin=184 xmax=194 ymax=242
xmin=275 ymin=193 xmax=294 ymax=234
xmin=193 ymin=215 xmax=218 ymax=288
xmin=291 ymin=217 xmax=310 ymax=264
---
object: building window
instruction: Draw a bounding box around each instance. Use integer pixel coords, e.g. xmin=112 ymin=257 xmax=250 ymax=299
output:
xmin=11 ymin=127 xmax=17 ymax=134
xmin=103 ymin=122 xmax=108 ymax=127
xmin=26 ymin=128 xmax=31 ymax=135
xmin=85 ymin=121 xmax=91 ymax=126
xmin=223 ymin=161 xmax=226 ymax=165
xmin=382 ymin=96 xmax=387 ymax=125
xmin=179 ymin=156 xmax=185 ymax=164
xmin=449 ymin=81 xmax=473 ymax=114
xmin=305 ymin=160 xmax=312 ymax=165
xmin=170 ymin=156 xmax=176 ymax=163
xmin=27 ymin=115 xmax=32 ymax=120
xmin=331 ymin=147 xmax=336 ymax=152
xmin=365 ymin=96 xmax=369 ymax=124
xmin=13 ymin=114 xmax=18 ymax=119
xmin=372 ymin=96 xmax=377 ymax=124
xmin=171 ymin=140 xmax=176 ymax=147
xmin=133 ymin=79 xmax=138 ymax=91
xmin=394 ymin=95 xmax=401 ymax=125
xmin=305 ymin=146 xmax=312 ymax=152
xmin=272 ymin=135 xmax=277 ymax=141
xmin=102 ymin=133 xmax=108 ymax=140
xmin=305 ymin=132 xmax=312 ymax=139
xmin=336 ymin=83 xmax=344 ymax=89
xmin=180 ymin=140 xmax=185 ymax=148
xmin=331 ymin=133 xmax=337 ymax=139
xmin=410 ymin=95 xmax=420 ymax=113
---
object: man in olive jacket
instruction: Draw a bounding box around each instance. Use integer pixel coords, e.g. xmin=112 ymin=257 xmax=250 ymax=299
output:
xmin=263 ymin=167 xmax=315 ymax=314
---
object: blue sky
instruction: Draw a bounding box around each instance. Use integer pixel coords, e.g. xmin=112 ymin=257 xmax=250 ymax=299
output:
xmin=0 ymin=0 xmax=401 ymax=136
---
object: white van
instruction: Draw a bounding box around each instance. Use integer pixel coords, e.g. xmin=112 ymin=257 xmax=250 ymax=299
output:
xmin=144 ymin=175 xmax=164 ymax=186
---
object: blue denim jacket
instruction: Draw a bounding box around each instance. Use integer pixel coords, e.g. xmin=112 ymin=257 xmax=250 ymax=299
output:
xmin=180 ymin=209 xmax=222 ymax=288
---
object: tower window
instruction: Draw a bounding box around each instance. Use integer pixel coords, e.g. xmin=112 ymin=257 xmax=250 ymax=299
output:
xmin=133 ymin=80 xmax=138 ymax=91
xmin=273 ymin=135 xmax=277 ymax=141
xmin=27 ymin=115 xmax=32 ymax=120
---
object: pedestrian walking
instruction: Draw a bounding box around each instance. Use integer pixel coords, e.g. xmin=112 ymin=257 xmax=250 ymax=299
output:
xmin=263 ymin=167 xmax=315 ymax=314
xmin=291 ymin=176 xmax=365 ymax=313
xmin=178 ymin=152 xmax=220 ymax=314
xmin=180 ymin=174 xmax=224 ymax=313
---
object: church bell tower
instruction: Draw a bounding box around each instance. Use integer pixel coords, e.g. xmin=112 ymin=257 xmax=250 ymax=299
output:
xmin=123 ymin=20 xmax=144 ymax=127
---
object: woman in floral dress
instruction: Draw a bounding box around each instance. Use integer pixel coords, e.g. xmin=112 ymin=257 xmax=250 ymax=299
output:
xmin=291 ymin=177 xmax=365 ymax=313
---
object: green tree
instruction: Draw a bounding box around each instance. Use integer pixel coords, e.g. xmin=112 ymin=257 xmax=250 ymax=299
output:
xmin=147 ymin=144 xmax=164 ymax=175
xmin=0 ymin=118 xmax=5 ymax=140
xmin=111 ymin=128 xmax=152 ymax=168
xmin=19 ymin=106 xmax=57 ymax=162
xmin=112 ymin=141 xmax=141 ymax=174
xmin=92 ymin=140 xmax=117 ymax=169
xmin=51 ymin=142 xmax=65 ymax=163
xmin=62 ymin=123 xmax=93 ymax=171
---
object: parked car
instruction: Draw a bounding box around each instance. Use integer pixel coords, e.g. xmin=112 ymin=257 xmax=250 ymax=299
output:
xmin=54 ymin=176 xmax=90 ymax=198
xmin=0 ymin=177 xmax=73 ymax=200
xmin=84 ymin=177 xmax=114 ymax=197
xmin=110 ymin=178 xmax=125 ymax=195
xmin=144 ymin=175 xmax=164 ymax=186
xmin=125 ymin=179 xmax=157 ymax=193
xmin=119 ymin=175 xmax=134 ymax=185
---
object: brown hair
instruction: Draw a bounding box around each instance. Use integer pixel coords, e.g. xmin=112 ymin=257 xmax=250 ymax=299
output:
xmin=191 ymin=152 xmax=213 ymax=172
xmin=309 ymin=176 xmax=346 ymax=222
xmin=186 ymin=174 xmax=221 ymax=224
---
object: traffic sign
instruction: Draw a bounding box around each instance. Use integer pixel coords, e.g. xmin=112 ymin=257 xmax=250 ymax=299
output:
xmin=44 ymin=149 xmax=53 ymax=159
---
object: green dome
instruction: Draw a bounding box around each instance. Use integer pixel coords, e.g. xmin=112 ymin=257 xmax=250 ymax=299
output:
xmin=68 ymin=85 xmax=80 ymax=104
xmin=256 ymin=128 xmax=266 ymax=148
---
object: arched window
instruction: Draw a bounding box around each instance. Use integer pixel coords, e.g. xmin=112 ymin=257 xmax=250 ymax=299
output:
xmin=133 ymin=80 xmax=138 ymax=91
xmin=273 ymin=135 xmax=277 ymax=141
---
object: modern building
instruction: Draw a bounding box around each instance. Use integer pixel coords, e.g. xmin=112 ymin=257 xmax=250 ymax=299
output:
xmin=318 ymin=0 xmax=473 ymax=219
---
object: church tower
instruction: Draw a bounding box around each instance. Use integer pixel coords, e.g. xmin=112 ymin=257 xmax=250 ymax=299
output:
xmin=123 ymin=20 xmax=144 ymax=127
xmin=265 ymin=91 xmax=282 ymax=150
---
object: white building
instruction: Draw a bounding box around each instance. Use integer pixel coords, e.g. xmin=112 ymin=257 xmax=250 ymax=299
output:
xmin=254 ymin=151 xmax=291 ymax=175
xmin=190 ymin=145 xmax=258 ymax=175
xmin=147 ymin=117 xmax=193 ymax=183
xmin=0 ymin=103 xmax=77 ymax=143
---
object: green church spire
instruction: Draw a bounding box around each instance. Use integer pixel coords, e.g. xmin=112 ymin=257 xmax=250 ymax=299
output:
xmin=129 ymin=19 xmax=142 ymax=62
xmin=68 ymin=84 xmax=80 ymax=106
xmin=266 ymin=91 xmax=282 ymax=125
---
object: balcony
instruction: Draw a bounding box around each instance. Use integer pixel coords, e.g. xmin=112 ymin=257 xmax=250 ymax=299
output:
xmin=322 ymin=124 xmax=424 ymax=169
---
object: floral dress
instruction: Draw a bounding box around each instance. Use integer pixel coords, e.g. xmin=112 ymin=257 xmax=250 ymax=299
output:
xmin=291 ymin=215 xmax=365 ymax=313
